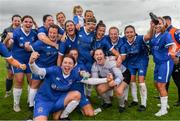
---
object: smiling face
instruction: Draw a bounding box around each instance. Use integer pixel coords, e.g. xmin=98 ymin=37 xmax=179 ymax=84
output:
xmin=22 ymin=17 xmax=33 ymax=33
xmin=57 ymin=13 xmax=66 ymax=26
xmin=61 ymin=57 xmax=75 ymax=75
xmin=154 ymin=18 xmax=164 ymax=34
xmin=124 ymin=26 xmax=136 ymax=43
xmin=44 ymin=16 xmax=54 ymax=28
xmin=85 ymin=22 xmax=96 ymax=33
xmin=94 ymin=49 xmax=105 ymax=65
xmin=65 ymin=21 xmax=76 ymax=36
xmin=12 ymin=16 xmax=21 ymax=28
xmin=96 ymin=26 xmax=106 ymax=40
xmin=109 ymin=28 xmax=119 ymax=43
xmin=48 ymin=27 xmax=58 ymax=42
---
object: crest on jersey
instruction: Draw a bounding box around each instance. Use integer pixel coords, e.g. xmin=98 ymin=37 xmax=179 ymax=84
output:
xmin=38 ymin=107 xmax=43 ymax=113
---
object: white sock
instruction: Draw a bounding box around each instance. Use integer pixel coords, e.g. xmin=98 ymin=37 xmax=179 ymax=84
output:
xmin=139 ymin=83 xmax=147 ymax=107
xmin=101 ymin=92 xmax=111 ymax=104
xmin=118 ymin=94 xmax=125 ymax=107
xmin=107 ymin=90 xmax=113 ymax=97
xmin=29 ymin=88 xmax=37 ymax=107
xmin=131 ymin=82 xmax=138 ymax=102
xmin=60 ymin=100 xmax=80 ymax=118
xmin=124 ymin=85 xmax=129 ymax=101
xmin=160 ymin=96 xmax=168 ymax=111
xmin=13 ymin=88 xmax=22 ymax=105
xmin=85 ymin=84 xmax=92 ymax=97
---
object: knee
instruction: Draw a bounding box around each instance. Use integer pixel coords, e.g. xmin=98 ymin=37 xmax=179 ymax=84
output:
xmin=72 ymin=91 xmax=81 ymax=100
xmin=115 ymin=90 xmax=123 ymax=96
xmin=96 ymin=85 xmax=103 ymax=94
xmin=84 ymin=110 xmax=94 ymax=117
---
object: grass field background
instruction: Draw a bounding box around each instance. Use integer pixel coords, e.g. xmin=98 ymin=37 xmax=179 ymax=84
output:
xmin=0 ymin=56 xmax=180 ymax=120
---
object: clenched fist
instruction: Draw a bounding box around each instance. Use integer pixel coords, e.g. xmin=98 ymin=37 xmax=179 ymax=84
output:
xmin=29 ymin=52 xmax=40 ymax=64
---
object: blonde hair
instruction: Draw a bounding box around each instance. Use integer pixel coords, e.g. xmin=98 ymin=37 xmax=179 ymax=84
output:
xmin=56 ymin=12 xmax=66 ymax=20
xmin=73 ymin=5 xmax=83 ymax=15
xmin=109 ymin=26 xmax=119 ymax=34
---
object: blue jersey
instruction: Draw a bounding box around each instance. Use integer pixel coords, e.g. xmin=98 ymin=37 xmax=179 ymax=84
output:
xmin=166 ymin=25 xmax=180 ymax=44
xmin=32 ymin=40 xmax=59 ymax=67
xmin=12 ymin=27 xmax=37 ymax=63
xmin=38 ymin=25 xmax=64 ymax=36
xmin=58 ymin=26 xmax=65 ymax=35
xmin=150 ymin=32 xmax=174 ymax=64
xmin=36 ymin=66 xmax=81 ymax=101
xmin=59 ymin=35 xmax=79 ymax=55
xmin=0 ymin=42 xmax=11 ymax=58
xmin=91 ymin=36 xmax=113 ymax=55
xmin=71 ymin=63 xmax=87 ymax=92
xmin=106 ymin=36 xmax=125 ymax=56
xmin=77 ymin=27 xmax=95 ymax=71
xmin=38 ymin=26 xmax=48 ymax=35
xmin=121 ymin=35 xmax=149 ymax=67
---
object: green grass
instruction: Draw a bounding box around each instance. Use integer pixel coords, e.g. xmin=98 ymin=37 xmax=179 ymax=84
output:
xmin=0 ymin=56 xmax=180 ymax=120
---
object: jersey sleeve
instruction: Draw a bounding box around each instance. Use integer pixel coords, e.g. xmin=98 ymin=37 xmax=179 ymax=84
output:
xmin=45 ymin=66 xmax=59 ymax=76
xmin=91 ymin=63 xmax=99 ymax=78
xmin=31 ymin=40 xmax=44 ymax=52
xmin=38 ymin=27 xmax=47 ymax=35
xmin=165 ymin=32 xmax=174 ymax=48
xmin=120 ymin=45 xmax=127 ymax=55
xmin=73 ymin=15 xmax=79 ymax=25
xmin=110 ymin=61 xmax=124 ymax=85
xmin=58 ymin=41 xmax=66 ymax=55
xmin=0 ymin=42 xmax=11 ymax=58
xmin=58 ymin=27 xmax=64 ymax=35
xmin=175 ymin=30 xmax=180 ymax=44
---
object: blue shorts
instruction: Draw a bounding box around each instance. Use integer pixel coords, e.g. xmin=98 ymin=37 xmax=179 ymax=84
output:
xmin=128 ymin=63 xmax=148 ymax=76
xmin=12 ymin=63 xmax=31 ymax=73
xmin=34 ymin=93 xmax=67 ymax=118
xmin=154 ymin=60 xmax=174 ymax=83
xmin=31 ymin=73 xmax=43 ymax=81
xmin=79 ymin=93 xmax=90 ymax=108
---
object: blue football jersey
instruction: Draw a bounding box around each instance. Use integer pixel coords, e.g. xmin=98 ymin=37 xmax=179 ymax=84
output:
xmin=150 ymin=32 xmax=174 ymax=64
xmin=59 ymin=35 xmax=79 ymax=55
xmin=32 ymin=40 xmax=59 ymax=67
xmin=36 ymin=66 xmax=81 ymax=101
xmin=12 ymin=27 xmax=37 ymax=63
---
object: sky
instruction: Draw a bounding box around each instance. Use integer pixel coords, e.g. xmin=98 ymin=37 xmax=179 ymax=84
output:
xmin=0 ymin=0 xmax=180 ymax=34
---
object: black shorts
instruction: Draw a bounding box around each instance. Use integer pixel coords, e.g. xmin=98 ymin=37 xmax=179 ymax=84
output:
xmin=122 ymin=69 xmax=131 ymax=85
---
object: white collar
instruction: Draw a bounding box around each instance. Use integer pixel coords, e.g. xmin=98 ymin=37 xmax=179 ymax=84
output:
xmin=127 ymin=36 xmax=136 ymax=45
xmin=84 ymin=27 xmax=90 ymax=35
xmin=63 ymin=72 xmax=70 ymax=78
xmin=21 ymin=27 xmax=30 ymax=36
xmin=68 ymin=35 xmax=76 ymax=42
xmin=155 ymin=33 xmax=161 ymax=38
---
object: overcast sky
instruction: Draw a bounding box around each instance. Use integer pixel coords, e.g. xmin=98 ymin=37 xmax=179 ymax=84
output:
xmin=0 ymin=0 xmax=180 ymax=34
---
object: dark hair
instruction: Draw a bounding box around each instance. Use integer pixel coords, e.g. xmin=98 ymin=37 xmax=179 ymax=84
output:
xmin=93 ymin=47 xmax=104 ymax=57
xmin=163 ymin=16 xmax=172 ymax=21
xmin=21 ymin=15 xmax=34 ymax=22
xmin=124 ymin=25 xmax=136 ymax=33
xmin=48 ymin=24 xmax=59 ymax=32
xmin=85 ymin=17 xmax=97 ymax=24
xmin=63 ymin=55 xmax=76 ymax=65
xmin=43 ymin=14 xmax=52 ymax=23
xmin=84 ymin=10 xmax=94 ymax=17
xmin=67 ymin=48 xmax=79 ymax=54
xmin=12 ymin=14 xmax=21 ymax=21
xmin=64 ymin=20 xmax=75 ymax=31
xmin=96 ymin=20 xmax=106 ymax=31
